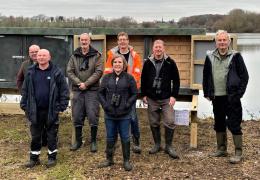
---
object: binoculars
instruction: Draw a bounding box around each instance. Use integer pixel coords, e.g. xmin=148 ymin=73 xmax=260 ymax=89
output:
xmin=80 ymin=58 xmax=89 ymax=71
xmin=153 ymin=77 xmax=162 ymax=94
xmin=111 ymin=93 xmax=121 ymax=107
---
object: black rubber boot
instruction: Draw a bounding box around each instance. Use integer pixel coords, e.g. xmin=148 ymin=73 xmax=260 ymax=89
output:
xmin=24 ymin=154 xmax=40 ymax=168
xmin=122 ymin=141 xmax=132 ymax=171
xmin=132 ymin=136 xmax=141 ymax=154
xmin=46 ymin=152 xmax=57 ymax=168
xmin=46 ymin=158 xmax=56 ymax=168
xmin=164 ymin=127 xmax=179 ymax=159
xmin=149 ymin=126 xmax=161 ymax=154
xmin=98 ymin=141 xmax=115 ymax=168
xmin=209 ymin=132 xmax=228 ymax=157
xmin=90 ymin=126 xmax=98 ymax=153
xmin=70 ymin=126 xmax=83 ymax=151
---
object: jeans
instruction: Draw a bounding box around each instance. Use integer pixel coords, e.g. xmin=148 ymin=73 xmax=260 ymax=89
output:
xmin=105 ymin=118 xmax=131 ymax=142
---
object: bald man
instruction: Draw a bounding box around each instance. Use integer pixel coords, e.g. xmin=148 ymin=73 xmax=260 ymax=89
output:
xmin=17 ymin=45 xmax=40 ymax=91
xmin=20 ymin=49 xmax=69 ymax=168
xmin=67 ymin=33 xmax=103 ymax=152
xmin=17 ymin=45 xmax=48 ymax=148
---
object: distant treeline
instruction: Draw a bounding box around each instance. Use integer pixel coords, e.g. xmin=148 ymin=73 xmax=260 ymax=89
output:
xmin=178 ymin=9 xmax=260 ymax=33
xmin=0 ymin=9 xmax=259 ymax=32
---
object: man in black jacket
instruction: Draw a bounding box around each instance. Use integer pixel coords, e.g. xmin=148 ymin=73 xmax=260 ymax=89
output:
xmin=141 ymin=39 xmax=180 ymax=159
xmin=17 ymin=45 xmax=48 ymax=147
xmin=20 ymin=49 xmax=69 ymax=168
xmin=203 ymin=30 xmax=249 ymax=164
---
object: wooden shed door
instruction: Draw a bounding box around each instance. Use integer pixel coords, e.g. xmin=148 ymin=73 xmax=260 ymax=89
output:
xmin=0 ymin=35 xmax=25 ymax=86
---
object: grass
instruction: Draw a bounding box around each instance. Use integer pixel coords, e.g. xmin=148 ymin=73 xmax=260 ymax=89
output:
xmin=0 ymin=110 xmax=259 ymax=179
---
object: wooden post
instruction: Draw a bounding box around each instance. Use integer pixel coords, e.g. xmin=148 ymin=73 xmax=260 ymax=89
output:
xmin=70 ymin=92 xmax=76 ymax=145
xmin=190 ymin=112 xmax=198 ymax=148
xmin=71 ymin=121 xmax=76 ymax=145
xmin=190 ymin=95 xmax=198 ymax=148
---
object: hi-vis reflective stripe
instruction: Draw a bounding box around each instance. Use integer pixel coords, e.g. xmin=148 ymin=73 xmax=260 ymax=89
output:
xmin=134 ymin=68 xmax=141 ymax=73
xmin=48 ymin=149 xmax=58 ymax=154
xmin=104 ymin=68 xmax=113 ymax=73
xmin=31 ymin=151 xmax=41 ymax=155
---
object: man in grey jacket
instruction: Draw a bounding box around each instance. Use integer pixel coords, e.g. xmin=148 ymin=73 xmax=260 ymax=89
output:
xmin=67 ymin=33 xmax=103 ymax=152
xmin=203 ymin=30 xmax=249 ymax=164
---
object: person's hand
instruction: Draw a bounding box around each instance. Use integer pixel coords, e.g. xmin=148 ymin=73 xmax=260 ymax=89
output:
xmin=143 ymin=96 xmax=148 ymax=104
xmin=78 ymin=83 xmax=87 ymax=90
xmin=169 ymin=97 xmax=176 ymax=106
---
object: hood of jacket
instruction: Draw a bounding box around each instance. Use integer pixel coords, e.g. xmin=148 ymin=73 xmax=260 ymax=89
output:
xmin=110 ymin=45 xmax=134 ymax=54
xmin=73 ymin=45 xmax=100 ymax=57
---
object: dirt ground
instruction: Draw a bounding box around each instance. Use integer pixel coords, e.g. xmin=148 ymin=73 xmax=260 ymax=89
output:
xmin=0 ymin=109 xmax=259 ymax=179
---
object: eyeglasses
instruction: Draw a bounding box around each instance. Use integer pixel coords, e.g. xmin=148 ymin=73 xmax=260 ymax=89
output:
xmin=29 ymin=51 xmax=38 ymax=54
xmin=118 ymin=38 xmax=128 ymax=42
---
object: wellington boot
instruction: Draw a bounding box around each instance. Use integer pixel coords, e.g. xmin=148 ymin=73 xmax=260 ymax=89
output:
xmin=132 ymin=136 xmax=141 ymax=154
xmin=24 ymin=159 xmax=40 ymax=168
xmin=90 ymin=126 xmax=98 ymax=153
xmin=70 ymin=126 xmax=82 ymax=151
xmin=209 ymin=132 xmax=228 ymax=157
xmin=122 ymin=141 xmax=132 ymax=171
xmin=149 ymin=126 xmax=161 ymax=154
xmin=98 ymin=141 xmax=115 ymax=168
xmin=164 ymin=127 xmax=179 ymax=159
xmin=230 ymin=135 xmax=243 ymax=164
xmin=46 ymin=158 xmax=57 ymax=168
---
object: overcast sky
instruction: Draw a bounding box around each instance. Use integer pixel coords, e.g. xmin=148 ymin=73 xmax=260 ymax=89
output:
xmin=1 ymin=0 xmax=260 ymax=22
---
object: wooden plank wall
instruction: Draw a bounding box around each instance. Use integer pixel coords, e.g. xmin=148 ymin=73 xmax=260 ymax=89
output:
xmin=153 ymin=36 xmax=191 ymax=87
xmin=106 ymin=35 xmax=191 ymax=88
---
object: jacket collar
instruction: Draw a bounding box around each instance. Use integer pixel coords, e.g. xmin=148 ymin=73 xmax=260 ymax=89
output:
xmin=111 ymin=45 xmax=134 ymax=54
xmin=73 ymin=45 xmax=99 ymax=57
xmin=112 ymin=71 xmax=126 ymax=78
xmin=212 ymin=48 xmax=234 ymax=59
xmin=148 ymin=53 xmax=168 ymax=61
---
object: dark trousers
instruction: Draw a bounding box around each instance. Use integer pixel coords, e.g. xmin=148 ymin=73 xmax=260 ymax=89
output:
xmin=130 ymin=104 xmax=140 ymax=138
xmin=72 ymin=90 xmax=100 ymax=127
xmin=105 ymin=118 xmax=131 ymax=142
xmin=212 ymin=96 xmax=242 ymax=135
xmin=30 ymin=109 xmax=59 ymax=154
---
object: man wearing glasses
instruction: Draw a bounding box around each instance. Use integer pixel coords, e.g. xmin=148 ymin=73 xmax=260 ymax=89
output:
xmin=17 ymin=44 xmax=40 ymax=92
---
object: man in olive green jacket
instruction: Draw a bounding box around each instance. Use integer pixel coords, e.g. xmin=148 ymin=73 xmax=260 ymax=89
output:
xmin=67 ymin=33 xmax=103 ymax=152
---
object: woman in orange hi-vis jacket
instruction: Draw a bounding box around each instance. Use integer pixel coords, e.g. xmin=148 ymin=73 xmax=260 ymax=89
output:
xmin=104 ymin=32 xmax=142 ymax=154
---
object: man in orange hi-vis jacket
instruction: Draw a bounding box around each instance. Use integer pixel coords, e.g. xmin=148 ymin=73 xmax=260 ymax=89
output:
xmin=104 ymin=32 xmax=142 ymax=153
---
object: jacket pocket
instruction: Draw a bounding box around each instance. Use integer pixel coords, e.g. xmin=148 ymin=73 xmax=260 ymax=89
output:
xmin=228 ymin=66 xmax=241 ymax=93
